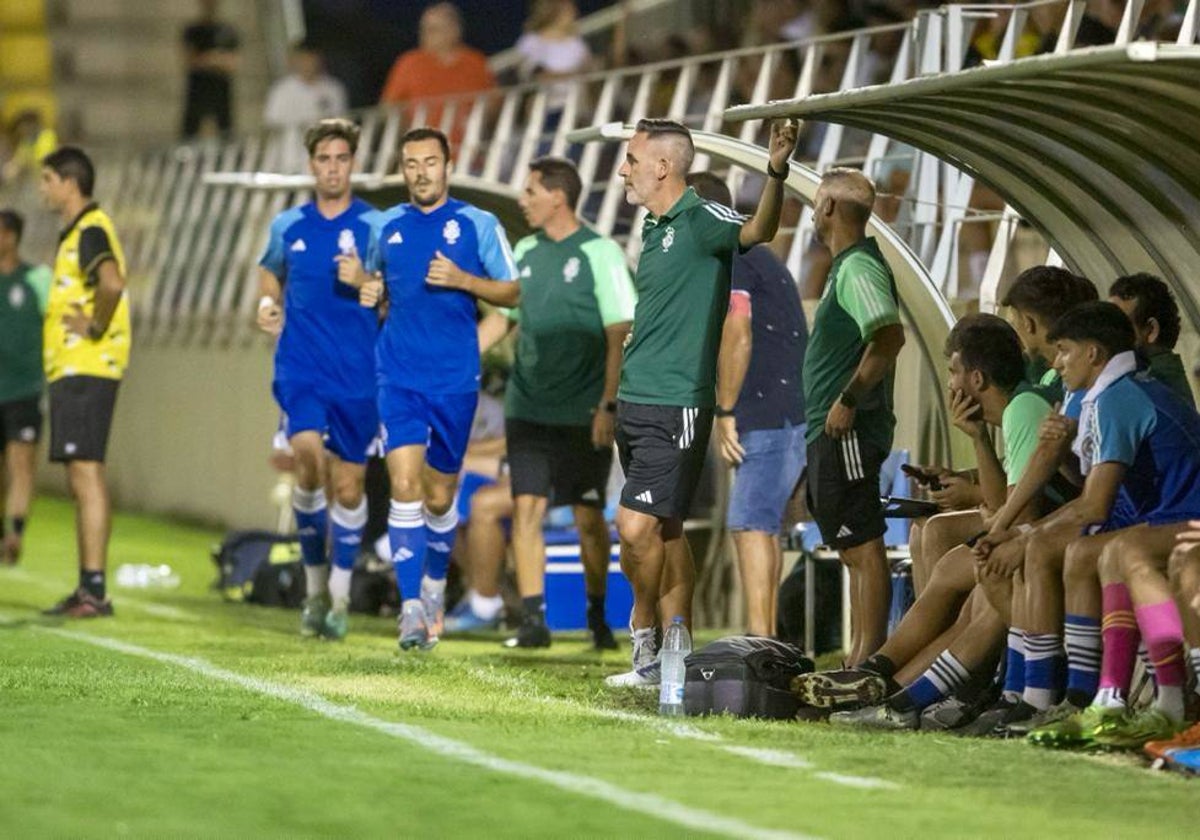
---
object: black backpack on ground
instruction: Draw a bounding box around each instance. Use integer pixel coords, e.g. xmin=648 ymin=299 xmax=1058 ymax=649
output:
xmin=212 ymin=530 xmax=305 ymax=608
xmin=683 ymin=635 xmax=814 ymax=720
xmin=349 ymin=557 xmax=400 ymax=616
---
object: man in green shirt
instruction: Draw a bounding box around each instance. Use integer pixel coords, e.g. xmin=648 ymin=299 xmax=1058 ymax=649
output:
xmin=477 ymin=157 xmax=637 ymax=650
xmin=801 ymin=168 xmax=906 ymax=668
xmin=605 ymin=117 xmax=798 ymax=687
xmin=1109 ymin=273 xmax=1196 ymax=408
xmin=0 ymin=209 xmax=52 ymax=565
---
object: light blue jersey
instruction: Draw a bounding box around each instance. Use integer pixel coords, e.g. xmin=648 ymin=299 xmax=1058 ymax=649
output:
xmin=368 ymin=198 xmax=516 ymax=395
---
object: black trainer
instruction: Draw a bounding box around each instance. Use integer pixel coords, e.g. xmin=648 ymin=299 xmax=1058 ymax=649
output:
xmin=504 ymin=621 xmax=552 ymax=649
xmin=587 ymin=606 xmax=618 ymax=651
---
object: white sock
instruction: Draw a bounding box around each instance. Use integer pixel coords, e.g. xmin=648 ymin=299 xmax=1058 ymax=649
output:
xmin=421 ymin=576 xmax=447 ymax=600
xmin=470 ymin=590 xmax=503 ymax=620
xmin=304 ymin=564 xmax=330 ymax=598
xmin=1154 ymin=685 xmax=1186 ymax=723
xmin=329 ymin=566 xmax=353 ymax=609
xmin=1093 ymin=687 xmax=1126 ymax=710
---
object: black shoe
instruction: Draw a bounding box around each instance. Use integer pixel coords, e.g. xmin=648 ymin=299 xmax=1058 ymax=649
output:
xmin=43 ymin=588 xmax=114 ymax=618
xmin=503 ymin=621 xmax=552 ymax=649
xmin=587 ymin=607 xmax=618 ymax=651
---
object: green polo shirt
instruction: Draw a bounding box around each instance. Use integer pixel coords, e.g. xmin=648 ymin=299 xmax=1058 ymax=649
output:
xmin=802 ymin=237 xmax=900 ymax=451
xmin=505 ymin=226 xmax=636 ymax=426
xmin=0 ymin=262 xmax=52 ymax=403
xmin=619 ymin=188 xmax=743 ymax=407
xmin=1145 ymin=348 xmax=1195 ymax=409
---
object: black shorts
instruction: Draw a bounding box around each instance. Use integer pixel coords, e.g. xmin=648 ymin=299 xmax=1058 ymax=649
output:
xmin=806 ymin=430 xmax=886 ymax=550
xmin=507 ymin=418 xmax=612 ymax=507
xmin=616 ymin=400 xmax=712 ymax=521
xmin=48 ymin=376 xmax=120 ymax=463
xmin=0 ymin=396 xmax=42 ymax=445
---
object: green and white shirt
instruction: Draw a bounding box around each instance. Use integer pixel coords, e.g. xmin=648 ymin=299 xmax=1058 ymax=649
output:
xmin=619 ymin=188 xmax=743 ymax=407
xmin=803 ymin=237 xmax=900 ymax=451
xmin=505 ymin=226 xmax=636 ymax=426
xmin=0 ymin=262 xmax=52 ymax=403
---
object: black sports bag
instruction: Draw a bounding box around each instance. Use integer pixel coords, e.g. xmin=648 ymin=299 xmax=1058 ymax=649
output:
xmin=683 ymin=635 xmax=814 ymax=720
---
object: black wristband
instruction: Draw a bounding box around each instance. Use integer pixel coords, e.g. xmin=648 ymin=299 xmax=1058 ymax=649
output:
xmin=87 ymin=321 xmax=105 ymax=341
xmin=766 ymin=161 xmax=790 ymax=180
xmin=602 ymin=401 xmax=617 ymax=414
xmin=838 ymin=390 xmax=858 ymax=409
xmin=714 ymin=405 xmax=735 ymax=418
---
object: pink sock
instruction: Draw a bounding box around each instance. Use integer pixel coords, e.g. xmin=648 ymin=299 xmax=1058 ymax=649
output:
xmin=1135 ymin=600 xmax=1187 ymax=687
xmin=1099 ymin=584 xmax=1139 ymax=693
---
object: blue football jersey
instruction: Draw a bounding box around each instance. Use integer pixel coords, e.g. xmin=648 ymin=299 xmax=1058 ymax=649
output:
xmin=1091 ymin=373 xmax=1200 ymax=526
xmin=368 ymin=198 xmax=516 ymax=395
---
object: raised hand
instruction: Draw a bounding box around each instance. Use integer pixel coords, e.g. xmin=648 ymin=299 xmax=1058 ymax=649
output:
xmin=768 ymin=118 xmax=800 ymax=172
xmin=426 ymin=250 xmax=470 ymax=290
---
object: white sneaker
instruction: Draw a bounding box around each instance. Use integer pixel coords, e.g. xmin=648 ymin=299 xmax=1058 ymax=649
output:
xmin=398 ymin=599 xmax=436 ymax=651
xmin=605 ymin=626 xmax=659 ymax=688
xmin=605 ymin=658 xmax=661 ymax=688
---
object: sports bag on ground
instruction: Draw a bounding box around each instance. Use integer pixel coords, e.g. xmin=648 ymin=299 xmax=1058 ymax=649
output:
xmin=212 ymin=530 xmax=305 ymax=608
xmin=684 ymin=635 xmax=814 ymax=720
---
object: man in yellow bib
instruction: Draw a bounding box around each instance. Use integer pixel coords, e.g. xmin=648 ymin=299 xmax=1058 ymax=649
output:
xmin=38 ymin=146 xmax=130 ymax=618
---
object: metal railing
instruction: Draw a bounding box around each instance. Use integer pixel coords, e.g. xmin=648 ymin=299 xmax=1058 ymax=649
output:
xmin=4 ymin=0 xmax=1194 ymax=348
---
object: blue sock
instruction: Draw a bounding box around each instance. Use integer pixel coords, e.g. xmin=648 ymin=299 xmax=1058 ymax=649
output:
xmin=1064 ymin=614 xmax=1101 ymax=706
xmin=292 ymin=486 xmax=328 ymax=567
xmin=422 ymin=505 xmax=459 ymax=582
xmin=389 ymin=500 xmax=425 ymax=603
xmin=1003 ymin=628 xmax=1026 ymax=702
xmin=893 ymin=651 xmax=970 ymax=712
xmin=1022 ymin=632 xmax=1064 ymax=710
xmin=330 ymin=500 xmax=368 ymax=571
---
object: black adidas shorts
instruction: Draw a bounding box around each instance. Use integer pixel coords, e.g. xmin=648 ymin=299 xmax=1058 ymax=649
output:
xmin=507 ymin=418 xmax=612 ymax=508
xmin=806 ymin=430 xmax=886 ymax=550
xmin=0 ymin=396 xmax=42 ymax=445
xmin=616 ymin=400 xmax=712 ymax=521
xmin=48 ymin=376 xmax=120 ymax=463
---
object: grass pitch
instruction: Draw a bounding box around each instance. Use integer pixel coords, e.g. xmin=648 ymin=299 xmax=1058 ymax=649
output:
xmin=0 ymin=497 xmax=1195 ymax=838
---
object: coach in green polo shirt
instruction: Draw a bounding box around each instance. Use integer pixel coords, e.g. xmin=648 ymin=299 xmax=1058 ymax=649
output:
xmin=0 ymin=209 xmax=52 ymax=565
xmin=488 ymin=156 xmax=637 ymax=651
xmin=605 ymin=117 xmax=799 ymax=688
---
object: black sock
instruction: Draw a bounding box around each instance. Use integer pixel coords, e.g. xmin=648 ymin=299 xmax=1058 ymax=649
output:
xmin=11 ymin=516 xmax=25 ymax=537
xmin=522 ymin=595 xmax=545 ymax=625
xmin=81 ymin=570 xmax=106 ymax=600
xmin=1065 ymin=689 xmax=1092 ymax=709
xmin=586 ymin=593 xmax=605 ymax=617
xmin=859 ymin=654 xmax=896 ymax=679
xmin=887 ymin=690 xmax=916 ymax=713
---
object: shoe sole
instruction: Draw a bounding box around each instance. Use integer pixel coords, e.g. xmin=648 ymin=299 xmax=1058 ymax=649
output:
xmin=791 ymin=673 xmax=886 ymax=710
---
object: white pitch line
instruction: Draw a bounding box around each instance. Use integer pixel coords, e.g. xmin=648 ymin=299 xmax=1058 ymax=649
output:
xmin=721 ymin=746 xmax=814 ymax=769
xmin=35 ymin=626 xmax=819 ymax=840
xmin=814 ymin=772 xmax=900 ymax=791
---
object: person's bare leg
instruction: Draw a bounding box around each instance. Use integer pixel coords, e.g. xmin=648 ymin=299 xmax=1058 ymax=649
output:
xmin=658 ymin=518 xmax=694 ymax=631
xmin=575 ymin=504 xmax=611 ymax=600
xmin=2 ymin=441 xmax=36 ymax=562
xmin=512 ymin=494 xmax=549 ymax=598
xmin=840 ymin=536 xmax=890 ymax=665
xmin=733 ymin=529 xmax=779 ymax=636
xmin=464 ymin=481 xmax=513 ymax=598
xmin=909 ymin=519 xmax=926 ymax=594
xmin=66 ymin=461 xmax=110 ymax=574
xmin=918 ymin=511 xmax=981 ymax=593
xmin=1169 ymin=544 xmax=1200 ymax=636
xmin=875 ymin=545 xmax=975 ymax=672
xmin=616 ymin=505 xmax=664 ymax=631
xmin=895 ymin=588 xmax=981 ymax=684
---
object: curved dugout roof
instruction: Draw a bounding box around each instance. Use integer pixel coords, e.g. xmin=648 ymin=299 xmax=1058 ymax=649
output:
xmin=567 ymin=124 xmax=963 ymax=462
xmin=724 ymin=43 xmax=1200 ymax=327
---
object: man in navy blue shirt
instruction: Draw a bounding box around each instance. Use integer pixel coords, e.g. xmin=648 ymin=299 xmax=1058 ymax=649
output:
xmin=257 ymin=118 xmax=381 ymax=641
xmin=690 ymin=173 xmax=808 ymax=638
xmin=352 ymin=127 xmax=519 ymax=651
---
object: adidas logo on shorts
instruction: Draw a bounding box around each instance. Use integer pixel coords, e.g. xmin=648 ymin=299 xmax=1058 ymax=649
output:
xmin=635 ymin=490 xmax=653 ymax=504
xmin=836 ymin=525 xmax=853 ymax=539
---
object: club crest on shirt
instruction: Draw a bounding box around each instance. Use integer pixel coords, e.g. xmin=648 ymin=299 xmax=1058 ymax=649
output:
xmin=8 ymin=283 xmax=25 ymax=309
xmin=443 ymin=219 xmax=462 ymax=245
xmin=662 ymin=226 xmax=676 ymax=253
xmin=563 ymin=257 xmax=580 ymax=283
xmin=337 ymin=228 xmax=356 ymax=255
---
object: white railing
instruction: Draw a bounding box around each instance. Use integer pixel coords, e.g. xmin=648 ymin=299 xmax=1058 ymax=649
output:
xmin=3 ymin=0 xmax=1194 ymax=346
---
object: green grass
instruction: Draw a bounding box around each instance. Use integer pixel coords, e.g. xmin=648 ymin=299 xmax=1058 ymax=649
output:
xmin=0 ymin=497 xmax=1196 ymax=838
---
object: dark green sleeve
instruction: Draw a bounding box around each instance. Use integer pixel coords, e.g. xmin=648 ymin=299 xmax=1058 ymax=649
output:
xmin=78 ymin=226 xmax=116 ymax=285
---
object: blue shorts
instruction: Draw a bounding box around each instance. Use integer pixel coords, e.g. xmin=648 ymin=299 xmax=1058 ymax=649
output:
xmin=727 ymin=422 xmax=807 ymax=533
xmin=274 ymin=381 xmax=378 ymax=465
xmin=379 ymin=385 xmax=477 ymax=474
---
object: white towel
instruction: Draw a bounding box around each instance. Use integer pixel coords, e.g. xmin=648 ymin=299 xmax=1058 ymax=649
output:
xmin=1073 ymin=350 xmax=1138 ymax=475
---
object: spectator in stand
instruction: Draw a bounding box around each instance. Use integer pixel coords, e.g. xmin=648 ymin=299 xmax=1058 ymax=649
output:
xmin=689 ymin=172 xmax=808 ymax=639
xmin=181 ymin=0 xmax=241 ymax=139
xmin=2 ymin=110 xmax=57 ymax=185
xmin=379 ymin=2 xmax=495 ymax=142
xmin=1108 ymin=273 xmax=1195 ymax=408
xmin=516 ymin=1 xmax=593 ymax=106
xmin=264 ymin=41 xmax=350 ymax=172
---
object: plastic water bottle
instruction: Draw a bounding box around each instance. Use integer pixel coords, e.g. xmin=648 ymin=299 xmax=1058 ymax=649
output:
xmin=115 ymin=563 xmax=180 ymax=589
xmin=658 ymin=616 xmax=692 ymax=716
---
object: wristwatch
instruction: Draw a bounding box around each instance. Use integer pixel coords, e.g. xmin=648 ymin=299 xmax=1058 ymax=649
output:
xmin=838 ymin=389 xmax=858 ymax=409
xmin=86 ymin=321 xmax=105 ymax=341
xmin=714 ymin=405 xmax=735 ymax=418
xmin=602 ymin=401 xmax=617 ymax=413
xmin=766 ymin=161 xmax=790 ymax=180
